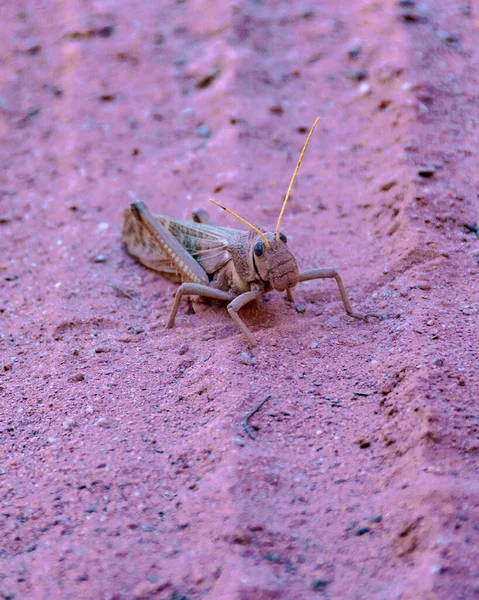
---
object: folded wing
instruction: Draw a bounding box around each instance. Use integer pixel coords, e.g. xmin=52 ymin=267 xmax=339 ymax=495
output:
xmin=122 ymin=209 xmax=237 ymax=283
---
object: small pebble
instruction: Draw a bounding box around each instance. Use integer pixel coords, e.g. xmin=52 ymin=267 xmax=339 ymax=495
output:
xmin=348 ymin=44 xmax=362 ymax=59
xmin=295 ymin=303 xmax=306 ymax=314
xmin=195 ymin=124 xmax=211 ymax=138
xmin=264 ymin=552 xmax=280 ymax=563
xmin=128 ymin=326 xmax=144 ymax=334
xmin=358 ymin=82 xmax=370 ymax=96
xmin=346 ymin=68 xmax=368 ymax=81
xmin=381 ymin=180 xmax=397 ymax=192
xmin=370 ymin=514 xmax=382 ymax=523
xmin=239 ymin=352 xmax=256 ymax=366
xmin=356 ymin=526 xmax=371 ymax=536
xmin=310 ymin=342 xmax=318 ymax=349
xmin=69 ymin=373 xmax=85 ymax=382
xmin=431 ymin=564 xmax=447 ymax=575
xmin=418 ymin=166 xmax=435 ymax=178
xmin=94 ymin=254 xmax=106 ymax=263
xmin=232 ymin=436 xmax=246 ymax=446
xmin=201 ymin=331 xmax=216 ymax=341
xmin=172 ymin=57 xmax=187 ymax=67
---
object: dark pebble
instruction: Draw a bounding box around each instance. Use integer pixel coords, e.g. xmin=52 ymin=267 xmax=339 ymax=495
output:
xmin=97 ymin=25 xmax=114 ymax=38
xmin=346 ymin=69 xmax=368 ymax=81
xmin=380 ymin=180 xmax=397 ymax=191
xmin=356 ymin=526 xmax=371 ymax=536
xmin=358 ymin=439 xmax=371 ymax=449
xmin=128 ymin=326 xmax=144 ymax=334
xmin=348 ymin=45 xmax=362 ymax=59
xmin=418 ymin=167 xmax=435 ymax=178
xmin=196 ymin=68 xmax=220 ymax=90
xmin=311 ymin=579 xmax=329 ymax=591
xmin=464 ymin=224 xmax=479 ymax=237
xmin=264 ymin=552 xmax=280 ymax=563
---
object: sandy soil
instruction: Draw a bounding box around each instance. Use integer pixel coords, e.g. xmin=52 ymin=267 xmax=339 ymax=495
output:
xmin=1 ymin=1 xmax=478 ymax=599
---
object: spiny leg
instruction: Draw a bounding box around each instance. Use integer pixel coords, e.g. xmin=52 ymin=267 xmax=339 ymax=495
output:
xmin=286 ymin=287 xmax=295 ymax=303
xmin=227 ymin=289 xmax=263 ymax=348
xmin=166 ymin=283 xmax=231 ymax=329
xmin=298 ymin=268 xmax=381 ymax=321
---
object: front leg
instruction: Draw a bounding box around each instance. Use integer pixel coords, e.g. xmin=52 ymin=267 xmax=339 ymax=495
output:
xmin=286 ymin=287 xmax=295 ymax=303
xmin=227 ymin=289 xmax=263 ymax=347
xmin=166 ymin=283 xmax=231 ymax=329
xmin=298 ymin=268 xmax=381 ymax=321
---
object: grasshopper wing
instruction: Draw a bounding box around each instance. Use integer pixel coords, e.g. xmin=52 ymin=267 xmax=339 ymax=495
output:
xmin=161 ymin=217 xmax=238 ymax=275
xmin=122 ymin=207 xmax=239 ymax=283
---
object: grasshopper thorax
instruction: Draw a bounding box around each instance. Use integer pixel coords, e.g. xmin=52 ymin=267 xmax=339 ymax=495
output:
xmin=252 ymin=232 xmax=299 ymax=292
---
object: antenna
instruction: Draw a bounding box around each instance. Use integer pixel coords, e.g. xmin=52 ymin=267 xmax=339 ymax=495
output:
xmin=276 ymin=117 xmax=320 ymax=240
xmin=210 ymin=199 xmax=270 ymax=247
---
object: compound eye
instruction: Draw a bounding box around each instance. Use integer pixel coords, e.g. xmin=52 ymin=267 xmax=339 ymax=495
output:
xmin=254 ymin=240 xmax=264 ymax=257
xmin=279 ymin=232 xmax=287 ymax=244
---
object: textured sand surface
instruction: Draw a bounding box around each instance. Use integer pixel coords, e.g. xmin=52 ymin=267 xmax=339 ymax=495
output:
xmin=1 ymin=1 xmax=478 ymax=599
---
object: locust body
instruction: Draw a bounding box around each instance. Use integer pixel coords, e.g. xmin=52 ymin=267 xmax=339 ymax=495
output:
xmin=122 ymin=119 xmax=379 ymax=346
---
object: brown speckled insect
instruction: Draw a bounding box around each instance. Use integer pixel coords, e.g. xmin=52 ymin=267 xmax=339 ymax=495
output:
xmin=122 ymin=118 xmax=379 ymax=346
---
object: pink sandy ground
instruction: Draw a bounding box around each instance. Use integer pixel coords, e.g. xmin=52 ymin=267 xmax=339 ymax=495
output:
xmin=1 ymin=1 xmax=478 ymax=599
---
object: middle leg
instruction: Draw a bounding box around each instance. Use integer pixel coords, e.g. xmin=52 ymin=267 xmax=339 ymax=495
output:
xmin=166 ymin=283 xmax=231 ymax=328
xmin=227 ymin=289 xmax=263 ymax=347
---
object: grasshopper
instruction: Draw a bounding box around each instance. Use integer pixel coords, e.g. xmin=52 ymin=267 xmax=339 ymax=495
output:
xmin=122 ymin=118 xmax=379 ymax=346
